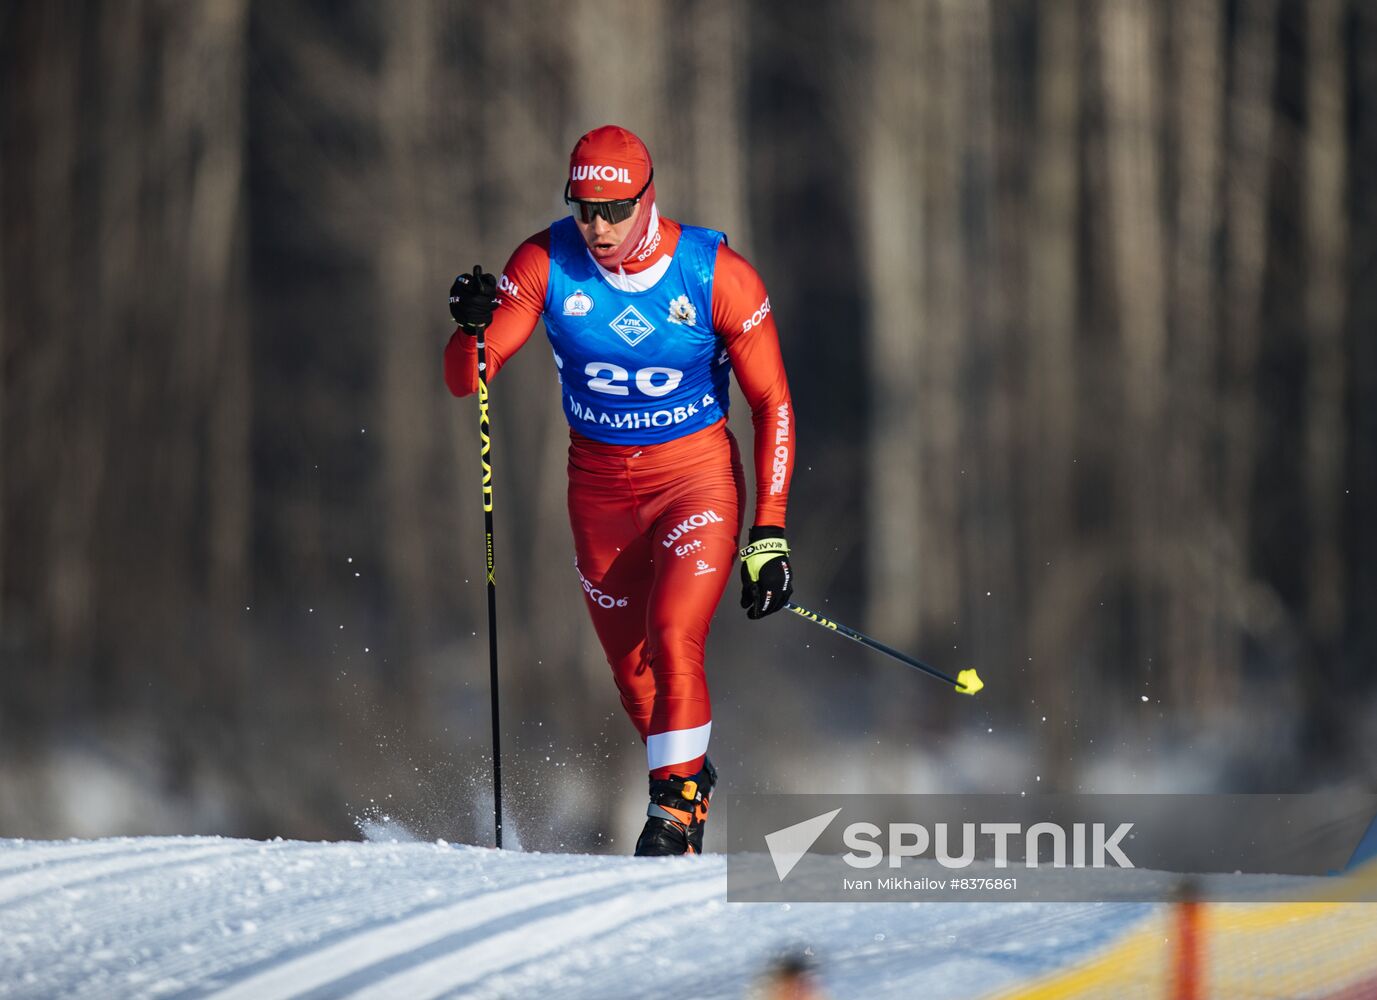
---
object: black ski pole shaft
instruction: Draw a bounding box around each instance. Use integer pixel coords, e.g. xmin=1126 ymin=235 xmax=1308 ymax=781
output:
xmin=783 ymin=602 xmax=984 ymax=695
xmin=475 ymin=322 xmax=503 ymax=847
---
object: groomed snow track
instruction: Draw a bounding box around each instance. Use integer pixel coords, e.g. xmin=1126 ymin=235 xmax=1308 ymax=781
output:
xmin=0 ymin=837 xmax=1152 ymax=999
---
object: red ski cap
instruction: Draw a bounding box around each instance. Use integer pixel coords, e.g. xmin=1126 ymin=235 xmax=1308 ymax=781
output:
xmin=568 ymin=125 xmax=652 ymax=200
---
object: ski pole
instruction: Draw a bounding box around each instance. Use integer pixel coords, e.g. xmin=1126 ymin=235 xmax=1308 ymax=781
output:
xmin=474 ymin=308 xmax=503 ymax=848
xmin=783 ymin=602 xmax=984 ymax=695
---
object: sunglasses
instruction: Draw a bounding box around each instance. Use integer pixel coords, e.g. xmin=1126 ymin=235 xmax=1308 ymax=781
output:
xmin=565 ymin=170 xmax=653 ymax=225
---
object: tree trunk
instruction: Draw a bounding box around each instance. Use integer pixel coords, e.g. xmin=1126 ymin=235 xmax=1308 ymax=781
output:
xmin=1100 ymin=0 xmax=1167 ymax=702
xmin=1222 ymin=0 xmax=1278 ymax=652
xmin=1303 ymin=0 xmax=1347 ymax=645
xmin=686 ymin=0 xmax=749 ymax=247
xmin=188 ymin=0 xmax=252 ymax=711
xmin=568 ymin=0 xmax=665 ymax=134
xmin=1027 ymin=0 xmax=1081 ymax=782
xmin=1301 ymin=0 xmax=1349 ymax=754
xmin=862 ymin=0 xmax=926 ymax=649
xmin=1351 ymin=0 xmax=1377 ymax=698
xmin=34 ymin=1 xmax=96 ymax=703
xmin=1166 ymin=0 xmax=1227 ymax=708
xmin=379 ymin=0 xmax=439 ymax=709
xmin=916 ymin=0 xmax=965 ymax=643
xmin=954 ymin=0 xmax=1018 ymax=684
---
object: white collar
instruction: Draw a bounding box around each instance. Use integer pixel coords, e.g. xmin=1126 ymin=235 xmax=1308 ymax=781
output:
xmin=590 ymin=254 xmax=672 ymax=293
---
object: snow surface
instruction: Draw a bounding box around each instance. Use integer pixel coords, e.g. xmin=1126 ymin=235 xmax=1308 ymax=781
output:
xmin=0 ymin=835 xmax=1162 ymax=999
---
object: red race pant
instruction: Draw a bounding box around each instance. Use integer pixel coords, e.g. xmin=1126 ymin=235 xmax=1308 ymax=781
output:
xmin=567 ymin=419 xmax=745 ymax=779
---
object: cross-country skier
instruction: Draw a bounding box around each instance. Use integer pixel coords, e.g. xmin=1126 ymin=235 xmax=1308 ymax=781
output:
xmin=445 ymin=125 xmax=795 ymax=856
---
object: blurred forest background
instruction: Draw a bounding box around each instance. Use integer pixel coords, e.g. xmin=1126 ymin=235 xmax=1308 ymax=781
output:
xmin=2 ymin=0 xmax=1376 ymax=851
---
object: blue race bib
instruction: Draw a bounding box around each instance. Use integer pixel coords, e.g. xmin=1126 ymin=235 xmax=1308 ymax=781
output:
xmin=543 ymin=218 xmax=733 ymax=445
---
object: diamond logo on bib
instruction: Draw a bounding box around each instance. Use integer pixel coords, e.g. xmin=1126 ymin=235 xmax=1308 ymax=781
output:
xmin=609 ymin=305 xmax=656 ymax=347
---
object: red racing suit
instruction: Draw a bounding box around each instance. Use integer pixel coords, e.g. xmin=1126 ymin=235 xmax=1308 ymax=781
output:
xmin=445 ymin=215 xmax=794 ymax=779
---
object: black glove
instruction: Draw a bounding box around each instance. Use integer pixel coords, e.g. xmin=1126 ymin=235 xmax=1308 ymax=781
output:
xmin=739 ymin=525 xmax=793 ymax=619
xmin=449 ymin=264 xmax=498 ymax=332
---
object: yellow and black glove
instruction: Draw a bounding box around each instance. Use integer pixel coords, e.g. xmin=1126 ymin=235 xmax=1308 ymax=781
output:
xmin=739 ymin=526 xmax=793 ymax=620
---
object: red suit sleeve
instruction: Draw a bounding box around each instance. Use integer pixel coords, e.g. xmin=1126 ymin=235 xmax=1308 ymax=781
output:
xmin=443 ymin=231 xmax=550 ymax=397
xmin=712 ymin=244 xmax=795 ymax=529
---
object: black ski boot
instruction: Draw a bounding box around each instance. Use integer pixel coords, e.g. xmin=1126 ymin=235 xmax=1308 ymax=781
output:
xmin=634 ymin=757 xmax=717 ymax=857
